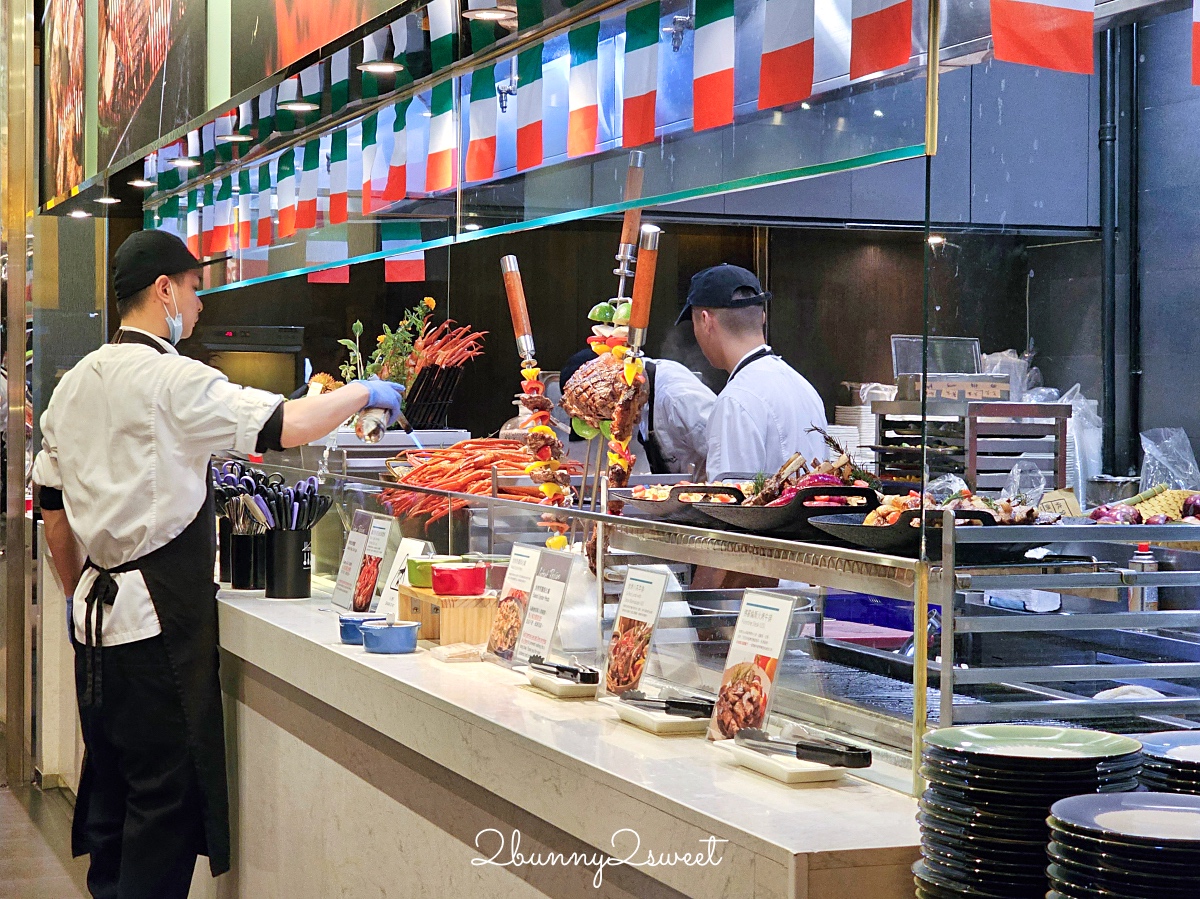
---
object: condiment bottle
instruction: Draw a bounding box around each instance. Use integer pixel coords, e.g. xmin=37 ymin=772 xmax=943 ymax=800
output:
xmin=1129 ymin=542 xmax=1159 ymax=612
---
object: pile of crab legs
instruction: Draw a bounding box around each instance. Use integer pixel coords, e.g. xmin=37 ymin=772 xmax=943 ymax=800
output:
xmin=499 ymin=151 xmax=662 ymax=551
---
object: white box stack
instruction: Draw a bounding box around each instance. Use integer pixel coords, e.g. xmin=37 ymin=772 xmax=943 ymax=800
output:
xmin=834 ymin=406 xmax=878 ymax=474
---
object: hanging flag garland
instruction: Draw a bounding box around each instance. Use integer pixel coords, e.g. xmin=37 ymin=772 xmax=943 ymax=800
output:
xmin=296 ymin=139 xmax=321 ymax=230
xmin=568 ymin=22 xmax=601 ymax=157
xmin=329 ymin=130 xmax=349 ymax=224
xmin=386 ymin=99 xmax=412 ymax=201
xmin=238 ymin=169 xmax=253 ymax=250
xmin=465 ymin=4 xmax=501 ymax=184
xmin=331 ymin=47 xmax=351 ymax=112
xmin=186 ymin=188 xmax=201 ymax=257
xmin=517 ymin=44 xmax=545 ymax=171
xmin=361 ymin=112 xmax=380 ymax=214
xmin=623 ymin=1 xmax=660 ymax=148
xmin=213 ymin=176 xmax=234 ymax=253
xmin=849 ymin=0 xmax=912 ymax=80
xmin=693 ymin=0 xmax=735 ymax=131
xmin=201 ymin=182 xmax=215 ymax=256
xmin=426 ymin=0 xmax=459 ymax=193
xmin=257 ymin=87 xmax=276 ymax=143
xmin=991 ymin=0 xmax=1094 ymax=75
xmin=277 ymin=148 xmax=298 ymax=238
xmin=759 ymin=0 xmax=815 ymax=109
xmin=382 ymin=221 xmax=427 ymax=282
xmin=256 ymin=162 xmax=273 ymax=247
xmin=1194 ymin=0 xmax=1200 ymax=85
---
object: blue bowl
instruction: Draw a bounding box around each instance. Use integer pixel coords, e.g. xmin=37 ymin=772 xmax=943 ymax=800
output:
xmin=361 ymin=621 xmax=420 ymax=654
xmin=339 ymin=614 xmax=386 ymax=645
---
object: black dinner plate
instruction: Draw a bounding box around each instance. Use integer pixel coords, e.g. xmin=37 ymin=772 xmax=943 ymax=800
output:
xmin=1046 ymin=843 xmax=1200 ymax=895
xmin=808 ymin=509 xmax=1051 ymax=561
xmin=921 ymin=757 xmax=1141 ymax=792
xmin=611 ymin=484 xmax=744 ymax=527
xmin=912 ymin=859 xmax=1038 ymax=898
xmin=922 ymin=745 xmax=1143 ymax=778
xmin=1050 ymin=792 xmax=1200 ymax=847
xmin=1047 ymin=838 xmax=1200 ymax=877
xmin=1052 ymin=823 xmax=1200 ymax=864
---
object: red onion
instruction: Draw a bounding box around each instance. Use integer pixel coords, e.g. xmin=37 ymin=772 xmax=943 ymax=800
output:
xmin=1182 ymin=494 xmax=1200 ymax=519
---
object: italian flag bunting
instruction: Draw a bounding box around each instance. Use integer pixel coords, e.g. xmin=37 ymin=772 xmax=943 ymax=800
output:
xmin=759 ymin=0 xmax=815 ymax=109
xmin=186 ymin=128 xmax=201 ymax=164
xmin=276 ymin=77 xmax=300 ymax=132
xmin=517 ymin=0 xmax=544 ymax=28
xmin=201 ymin=182 xmax=215 ymax=256
xmin=381 ymin=221 xmax=427 ymax=283
xmin=466 ymin=66 xmax=498 ymax=181
xmin=306 ymin=235 xmax=352 ymax=284
xmin=300 ymin=63 xmax=323 ymax=125
xmin=213 ymin=176 xmax=234 ymax=253
xmin=256 ymin=162 xmax=273 ymax=247
xmin=385 ymin=99 xmax=411 ymax=201
xmin=186 ymin=189 xmax=201 ymax=256
xmin=362 ymin=112 xmax=380 ymax=213
xmin=277 ymin=148 xmax=297 ymax=238
xmin=201 ymin=121 xmax=217 ymax=173
xmin=426 ymin=0 xmax=458 ymax=193
xmin=567 ymin=22 xmax=601 ymax=157
xmin=331 ymin=47 xmax=351 ymax=112
xmin=991 ymin=0 xmax=1094 ymax=75
xmin=215 ymin=110 xmax=236 ymax=164
xmin=296 ymin=138 xmax=321 ymax=230
xmin=623 ymin=1 xmax=660 ymax=147
xmin=238 ymin=101 xmax=255 ymax=143
xmin=238 ymin=169 xmax=253 ymax=249
xmin=693 ymin=0 xmax=735 ymax=131
xmin=329 ymin=130 xmax=349 ymax=224
xmin=361 ymin=27 xmax=389 ymax=99
xmin=517 ymin=45 xmax=544 ymax=171
xmin=849 ymin=0 xmax=912 ymax=80
xmin=1195 ymin=0 xmax=1200 ymax=84
xmin=157 ymin=141 xmax=182 ymax=219
xmin=257 ymin=87 xmax=276 ymax=143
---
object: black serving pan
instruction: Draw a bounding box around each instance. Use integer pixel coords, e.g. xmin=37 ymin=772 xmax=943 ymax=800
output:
xmin=700 ymin=485 xmax=879 ymax=540
xmin=612 ymin=484 xmax=744 ymax=527
xmin=808 ymin=509 xmax=1052 ymax=562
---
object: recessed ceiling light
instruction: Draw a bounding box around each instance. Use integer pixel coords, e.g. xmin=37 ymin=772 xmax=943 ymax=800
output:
xmin=462 ymin=223 xmax=481 ymax=231
xmin=96 ymin=197 xmax=121 ymax=205
xmin=69 ymin=210 xmax=91 ymax=218
xmin=278 ymin=100 xmax=319 ymax=113
xmin=357 ymin=61 xmax=405 ymax=74
xmin=217 ymin=132 xmax=254 ymax=143
xmin=128 ymin=178 xmax=155 ymax=188
xmin=462 ymin=2 xmax=516 ymax=21
xmin=172 ymin=157 xmax=201 ymax=169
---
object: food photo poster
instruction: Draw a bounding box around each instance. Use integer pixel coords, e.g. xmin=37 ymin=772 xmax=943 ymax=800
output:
xmin=602 ymin=566 xmax=669 ymax=697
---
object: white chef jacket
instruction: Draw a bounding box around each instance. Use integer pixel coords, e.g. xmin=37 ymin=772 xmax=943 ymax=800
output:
xmin=32 ymin=327 xmax=284 ymax=646
xmin=705 ymin=346 xmax=828 ymax=480
xmin=634 ymin=359 xmax=716 ymax=477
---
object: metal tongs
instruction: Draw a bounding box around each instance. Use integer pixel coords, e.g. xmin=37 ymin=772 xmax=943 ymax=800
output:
xmin=527 ymin=655 xmax=600 ymax=685
xmin=734 ymin=728 xmax=873 ymax=769
xmin=619 ymin=690 xmax=715 ymax=719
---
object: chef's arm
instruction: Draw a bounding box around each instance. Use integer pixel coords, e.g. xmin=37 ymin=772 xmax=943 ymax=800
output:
xmin=278 ymin=383 xmax=371 ymax=448
xmin=37 ymin=489 xmax=83 ymax=597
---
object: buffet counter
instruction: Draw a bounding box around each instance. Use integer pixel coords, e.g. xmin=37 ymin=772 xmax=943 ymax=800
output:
xmin=210 ymin=588 xmax=921 ymax=899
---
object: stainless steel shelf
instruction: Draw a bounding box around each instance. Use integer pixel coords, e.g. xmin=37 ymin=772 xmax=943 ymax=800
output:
xmin=952 ymin=523 xmax=1200 ymax=544
xmin=609 ymin=522 xmax=920 ymax=601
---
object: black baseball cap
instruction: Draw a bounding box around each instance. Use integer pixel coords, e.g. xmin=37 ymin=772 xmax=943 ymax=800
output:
xmin=675 ymin=264 xmax=771 ymax=325
xmin=113 ymin=230 xmax=204 ymax=302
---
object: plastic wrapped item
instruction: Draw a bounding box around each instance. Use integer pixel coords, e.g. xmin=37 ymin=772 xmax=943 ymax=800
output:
xmin=858 ymin=382 xmax=897 ymax=404
xmin=430 ymin=642 xmax=486 ymax=663
xmin=1061 ymin=384 xmax=1103 ymax=502
xmin=1022 ymin=387 xmax=1060 ymax=404
xmin=925 ymin=474 xmax=969 ymax=502
xmin=1002 ymin=460 xmax=1047 ymax=506
xmin=982 ymin=349 xmax=1029 ymax=401
xmin=1140 ymin=428 xmax=1200 ymax=492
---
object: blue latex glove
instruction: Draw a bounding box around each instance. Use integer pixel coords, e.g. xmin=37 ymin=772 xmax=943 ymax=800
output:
xmin=351 ymin=377 xmax=406 ymax=427
xmin=66 ymin=595 xmax=74 ymax=643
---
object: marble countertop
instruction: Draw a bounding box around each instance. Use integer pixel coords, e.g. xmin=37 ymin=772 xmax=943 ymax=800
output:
xmin=217 ymin=590 xmax=921 ymax=872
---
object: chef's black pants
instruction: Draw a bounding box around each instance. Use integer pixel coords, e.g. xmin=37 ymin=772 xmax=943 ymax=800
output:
xmin=74 ymin=636 xmax=205 ymax=899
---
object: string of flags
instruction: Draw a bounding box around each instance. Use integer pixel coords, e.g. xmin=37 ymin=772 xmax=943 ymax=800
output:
xmin=147 ymin=0 xmax=1181 ymax=266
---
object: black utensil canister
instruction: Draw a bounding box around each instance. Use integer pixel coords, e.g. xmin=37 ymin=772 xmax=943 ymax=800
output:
xmin=265 ymin=529 xmax=311 ymax=599
xmin=230 ymin=534 xmax=256 ymax=589
xmin=218 ymin=518 xmax=231 ymax=582
xmin=252 ymin=533 xmax=267 ymax=589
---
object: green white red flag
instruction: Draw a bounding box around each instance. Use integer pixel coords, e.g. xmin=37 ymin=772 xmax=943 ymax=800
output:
xmin=568 ymin=22 xmax=600 ymax=156
xmin=276 ymin=148 xmax=297 ymax=238
xmin=759 ymin=0 xmax=814 ymax=109
xmin=991 ymin=0 xmax=1094 ymax=75
xmin=296 ymin=138 xmax=321 ymax=230
xmin=623 ymin=2 xmax=660 ymax=147
xmin=693 ymin=0 xmax=735 ymax=131
xmin=329 ymin=130 xmax=349 ymax=224
xmin=849 ymin=0 xmax=912 ymax=80
xmin=381 ymin=221 xmax=426 ymax=282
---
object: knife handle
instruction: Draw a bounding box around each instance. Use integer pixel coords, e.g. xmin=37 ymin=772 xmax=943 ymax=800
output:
xmin=500 ymin=255 xmax=535 ymax=360
xmin=629 ymin=225 xmax=660 ymax=333
xmin=619 ymin=151 xmax=647 ymax=248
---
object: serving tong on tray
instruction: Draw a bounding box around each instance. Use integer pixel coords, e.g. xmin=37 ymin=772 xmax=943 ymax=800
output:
xmin=733 ymin=727 xmax=873 ymax=769
xmin=527 ymin=655 xmax=600 ymax=685
xmin=619 ymin=689 xmax=714 ymax=718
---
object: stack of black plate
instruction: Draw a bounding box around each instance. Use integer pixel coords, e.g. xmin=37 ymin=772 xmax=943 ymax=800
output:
xmin=913 ymin=724 xmax=1142 ymax=899
xmin=1047 ymin=793 xmax=1200 ymax=898
xmin=1137 ymin=732 xmax=1200 ymax=795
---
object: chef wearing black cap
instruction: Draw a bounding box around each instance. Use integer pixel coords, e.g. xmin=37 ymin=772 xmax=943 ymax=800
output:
xmin=32 ymin=230 xmax=405 ymax=898
xmin=679 ymin=264 xmax=828 ymax=480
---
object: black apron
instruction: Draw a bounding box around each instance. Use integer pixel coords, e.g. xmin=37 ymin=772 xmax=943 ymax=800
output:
xmin=72 ymin=328 xmax=231 ymax=876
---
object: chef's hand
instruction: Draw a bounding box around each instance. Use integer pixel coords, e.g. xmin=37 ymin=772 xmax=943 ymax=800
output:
xmin=351 ymin=377 xmax=407 ymax=427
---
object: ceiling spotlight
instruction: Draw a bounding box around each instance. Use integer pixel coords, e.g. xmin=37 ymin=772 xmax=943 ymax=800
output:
xmin=462 ymin=1 xmax=517 ymax=21
xmin=278 ymin=100 xmax=320 ymax=113
xmin=172 ymin=157 xmax=201 ymax=169
xmin=217 ymin=132 xmax=254 ymax=143
xmin=357 ymin=61 xmax=405 ymax=74
xmin=462 ymin=223 xmax=481 ymax=231
xmin=69 ymin=209 xmax=91 ymax=218
xmin=928 ymin=235 xmax=945 ymax=246
xmin=873 ymin=109 xmax=884 ymax=118
xmin=96 ymin=197 xmax=121 ymax=205
xmin=128 ymin=178 xmax=155 ymax=188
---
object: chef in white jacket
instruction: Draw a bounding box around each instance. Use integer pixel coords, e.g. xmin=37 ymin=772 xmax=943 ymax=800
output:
xmin=679 ymin=264 xmax=828 ymax=480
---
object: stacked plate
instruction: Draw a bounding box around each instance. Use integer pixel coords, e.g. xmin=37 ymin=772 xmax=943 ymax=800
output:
xmin=913 ymin=724 xmax=1142 ymax=899
xmin=1047 ymin=793 xmax=1200 ymax=898
xmin=1137 ymin=731 xmax=1200 ymax=794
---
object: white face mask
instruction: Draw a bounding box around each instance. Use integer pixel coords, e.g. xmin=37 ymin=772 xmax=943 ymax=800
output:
xmin=165 ymin=282 xmax=185 ymax=345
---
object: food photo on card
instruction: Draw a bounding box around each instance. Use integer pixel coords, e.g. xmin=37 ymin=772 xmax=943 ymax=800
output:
xmin=602 ymin=567 xmax=669 ymax=696
xmin=707 ymin=591 xmax=796 ymax=741
xmin=487 ymin=544 xmax=542 ymax=661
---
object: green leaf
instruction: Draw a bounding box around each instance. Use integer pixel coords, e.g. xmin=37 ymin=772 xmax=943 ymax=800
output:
xmin=571 ymin=417 xmax=600 ymax=440
xmin=599 ymin=420 xmax=613 ymax=441
xmin=337 ymin=339 xmax=359 ymax=352
xmin=352 ymin=320 xmax=363 ymax=337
